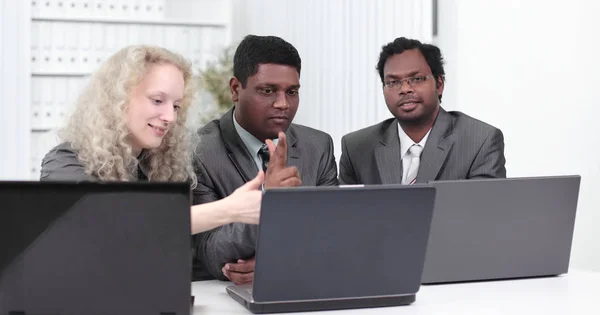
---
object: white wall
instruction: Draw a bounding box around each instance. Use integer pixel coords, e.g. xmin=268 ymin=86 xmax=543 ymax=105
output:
xmin=230 ymin=0 xmax=433 ymax=163
xmin=436 ymin=0 xmax=600 ymax=271
xmin=0 ymin=0 xmax=31 ymax=180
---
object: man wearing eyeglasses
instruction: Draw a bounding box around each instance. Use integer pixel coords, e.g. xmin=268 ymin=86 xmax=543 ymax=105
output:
xmin=339 ymin=37 xmax=506 ymax=185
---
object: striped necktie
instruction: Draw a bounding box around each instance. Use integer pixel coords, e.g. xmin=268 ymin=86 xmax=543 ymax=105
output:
xmin=403 ymin=144 xmax=423 ymax=185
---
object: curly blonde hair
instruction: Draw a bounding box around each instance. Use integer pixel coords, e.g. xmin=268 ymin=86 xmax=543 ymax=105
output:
xmin=59 ymin=45 xmax=198 ymax=187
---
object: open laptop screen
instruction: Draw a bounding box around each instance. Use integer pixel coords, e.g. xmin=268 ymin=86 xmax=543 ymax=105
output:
xmin=0 ymin=181 xmax=192 ymax=315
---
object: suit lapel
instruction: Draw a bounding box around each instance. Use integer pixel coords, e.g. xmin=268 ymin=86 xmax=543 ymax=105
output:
xmin=374 ymin=122 xmax=402 ymax=184
xmin=220 ymin=109 xmax=259 ymax=182
xmin=416 ymin=107 xmax=454 ymax=182
xmin=285 ymin=127 xmax=302 ymax=178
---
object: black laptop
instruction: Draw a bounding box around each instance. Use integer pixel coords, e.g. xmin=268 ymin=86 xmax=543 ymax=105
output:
xmin=0 ymin=181 xmax=192 ymax=315
xmin=422 ymin=175 xmax=581 ymax=284
xmin=226 ymin=184 xmax=436 ymax=314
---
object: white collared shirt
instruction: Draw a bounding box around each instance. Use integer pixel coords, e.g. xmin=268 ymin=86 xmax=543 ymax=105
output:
xmin=232 ymin=109 xmax=279 ymax=172
xmin=398 ymin=123 xmax=431 ymax=184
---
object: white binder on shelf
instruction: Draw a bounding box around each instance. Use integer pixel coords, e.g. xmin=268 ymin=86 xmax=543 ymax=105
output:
xmin=127 ymin=24 xmax=141 ymax=46
xmin=176 ymin=27 xmax=191 ymax=59
xmin=76 ymin=0 xmax=94 ymax=18
xmin=38 ymin=22 xmax=53 ymax=74
xmin=78 ymin=24 xmax=93 ymax=73
xmin=31 ymin=22 xmax=41 ymax=74
xmin=42 ymin=0 xmax=63 ymax=18
xmin=31 ymin=0 xmax=42 ymax=17
xmin=104 ymin=24 xmax=118 ymax=62
xmin=40 ymin=78 xmax=55 ymax=130
xmin=91 ymin=24 xmax=105 ymax=69
xmin=51 ymin=22 xmax=67 ymax=74
xmin=163 ymin=26 xmax=178 ymax=53
xmin=31 ymin=78 xmax=43 ymax=130
xmin=115 ymin=24 xmax=130 ymax=51
xmin=112 ymin=0 xmax=128 ymax=19
xmin=149 ymin=0 xmax=166 ymax=20
xmin=92 ymin=0 xmax=109 ymax=18
xmin=53 ymin=78 xmax=68 ymax=128
xmin=151 ymin=26 xmax=165 ymax=47
xmin=189 ymin=28 xmax=202 ymax=67
xmin=129 ymin=0 xmax=145 ymax=19
xmin=105 ymin=0 xmax=120 ymax=18
xmin=66 ymin=22 xmax=80 ymax=74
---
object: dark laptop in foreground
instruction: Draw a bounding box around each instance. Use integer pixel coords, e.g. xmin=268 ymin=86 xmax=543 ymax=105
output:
xmin=227 ymin=185 xmax=437 ymax=314
xmin=422 ymin=175 xmax=581 ymax=284
xmin=0 ymin=181 xmax=193 ymax=315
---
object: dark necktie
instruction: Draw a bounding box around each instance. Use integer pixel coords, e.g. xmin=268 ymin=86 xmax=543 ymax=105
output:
xmin=257 ymin=144 xmax=270 ymax=172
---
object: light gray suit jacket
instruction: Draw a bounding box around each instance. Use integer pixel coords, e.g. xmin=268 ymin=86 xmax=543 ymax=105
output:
xmin=192 ymin=109 xmax=339 ymax=281
xmin=339 ymin=107 xmax=506 ymax=185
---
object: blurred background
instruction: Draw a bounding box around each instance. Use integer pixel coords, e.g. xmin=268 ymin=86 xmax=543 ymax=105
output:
xmin=1 ymin=0 xmax=598 ymax=272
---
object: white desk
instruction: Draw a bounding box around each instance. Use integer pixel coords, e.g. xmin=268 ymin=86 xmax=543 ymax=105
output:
xmin=191 ymin=271 xmax=600 ymax=314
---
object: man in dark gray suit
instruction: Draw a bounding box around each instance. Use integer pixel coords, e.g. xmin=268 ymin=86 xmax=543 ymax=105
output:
xmin=339 ymin=37 xmax=506 ymax=185
xmin=193 ymin=35 xmax=338 ymax=283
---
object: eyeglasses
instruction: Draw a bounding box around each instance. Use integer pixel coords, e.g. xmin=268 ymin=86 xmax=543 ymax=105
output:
xmin=383 ymin=74 xmax=436 ymax=89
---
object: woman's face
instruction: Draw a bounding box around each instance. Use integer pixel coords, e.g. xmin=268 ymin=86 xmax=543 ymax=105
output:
xmin=126 ymin=63 xmax=185 ymax=156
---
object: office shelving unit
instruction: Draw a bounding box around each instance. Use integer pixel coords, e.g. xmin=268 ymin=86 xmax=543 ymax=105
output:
xmin=29 ymin=0 xmax=229 ymax=179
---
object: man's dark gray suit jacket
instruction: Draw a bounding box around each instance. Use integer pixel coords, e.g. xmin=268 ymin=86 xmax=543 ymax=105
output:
xmin=339 ymin=107 xmax=507 ymax=185
xmin=192 ymin=109 xmax=339 ymax=280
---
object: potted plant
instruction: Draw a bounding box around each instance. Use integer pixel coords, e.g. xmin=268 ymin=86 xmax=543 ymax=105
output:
xmin=195 ymin=44 xmax=237 ymax=125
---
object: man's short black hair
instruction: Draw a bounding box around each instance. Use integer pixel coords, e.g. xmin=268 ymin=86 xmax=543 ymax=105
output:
xmin=233 ymin=35 xmax=301 ymax=87
xmin=376 ymin=37 xmax=445 ymax=100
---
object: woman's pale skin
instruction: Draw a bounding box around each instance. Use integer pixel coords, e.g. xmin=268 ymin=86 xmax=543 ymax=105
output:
xmin=126 ymin=63 xmax=263 ymax=234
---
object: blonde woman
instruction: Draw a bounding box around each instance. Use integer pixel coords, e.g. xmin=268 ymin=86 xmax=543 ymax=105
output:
xmin=40 ymin=45 xmax=263 ymax=234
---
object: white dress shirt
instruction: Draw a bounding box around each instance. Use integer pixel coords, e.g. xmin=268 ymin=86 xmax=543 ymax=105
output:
xmin=398 ymin=123 xmax=432 ymax=184
xmin=232 ymin=109 xmax=279 ymax=172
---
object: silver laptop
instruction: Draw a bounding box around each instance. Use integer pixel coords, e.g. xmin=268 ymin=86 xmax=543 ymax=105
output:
xmin=0 ymin=181 xmax=193 ymax=315
xmin=421 ymin=175 xmax=581 ymax=284
xmin=227 ymin=184 xmax=436 ymax=314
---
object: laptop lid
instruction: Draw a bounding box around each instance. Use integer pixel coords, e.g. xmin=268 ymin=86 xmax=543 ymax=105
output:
xmin=422 ymin=175 xmax=581 ymax=284
xmin=0 ymin=181 xmax=192 ymax=315
xmin=251 ymin=184 xmax=436 ymax=303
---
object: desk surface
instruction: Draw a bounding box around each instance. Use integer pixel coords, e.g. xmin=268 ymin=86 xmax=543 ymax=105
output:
xmin=191 ymin=270 xmax=600 ymax=314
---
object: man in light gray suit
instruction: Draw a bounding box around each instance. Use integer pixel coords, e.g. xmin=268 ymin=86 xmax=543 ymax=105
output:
xmin=193 ymin=35 xmax=338 ymax=283
xmin=339 ymin=37 xmax=506 ymax=185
